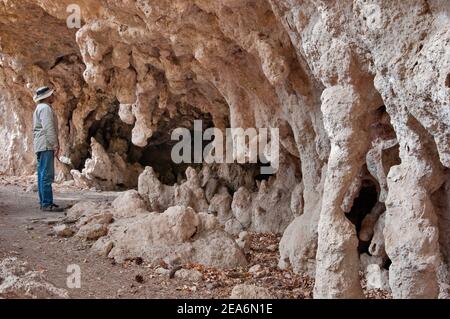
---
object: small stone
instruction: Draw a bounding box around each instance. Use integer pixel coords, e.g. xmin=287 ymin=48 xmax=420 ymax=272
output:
xmin=225 ymin=218 xmax=244 ymax=236
xmin=236 ymin=231 xmax=250 ymax=252
xmin=155 ymin=267 xmax=170 ymax=276
xmin=366 ymin=264 xmax=390 ymax=291
xmin=91 ymin=238 xmax=113 ymax=256
xmin=249 ymin=264 xmax=263 ymax=274
xmin=230 ymin=284 xmax=273 ymax=299
xmin=174 ymin=268 xmax=203 ymax=282
xmin=206 ymin=282 xmax=221 ymax=290
xmin=76 ymin=223 xmax=108 ymax=240
xmin=53 ymin=224 xmax=74 ymax=238
xmin=360 ymin=253 xmax=384 ymax=272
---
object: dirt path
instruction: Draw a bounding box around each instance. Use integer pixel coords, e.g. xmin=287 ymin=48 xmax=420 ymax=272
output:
xmin=0 ymin=182 xmax=222 ymax=298
xmin=0 ymin=178 xmax=319 ymax=299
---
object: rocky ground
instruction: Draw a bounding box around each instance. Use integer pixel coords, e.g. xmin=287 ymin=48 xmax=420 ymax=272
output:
xmin=1 ymin=0 xmax=449 ymax=299
xmin=0 ymin=175 xmax=390 ymax=299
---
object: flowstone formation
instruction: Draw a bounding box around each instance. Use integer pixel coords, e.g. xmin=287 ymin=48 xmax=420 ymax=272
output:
xmin=0 ymin=0 xmax=449 ymax=298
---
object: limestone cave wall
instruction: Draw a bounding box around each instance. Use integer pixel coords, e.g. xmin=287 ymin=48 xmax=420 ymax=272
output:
xmin=0 ymin=0 xmax=449 ymax=298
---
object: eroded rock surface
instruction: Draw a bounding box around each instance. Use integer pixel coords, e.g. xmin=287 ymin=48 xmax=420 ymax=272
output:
xmin=103 ymin=206 xmax=247 ymax=268
xmin=0 ymin=257 xmax=68 ymax=299
xmin=62 ymin=200 xmax=247 ymax=269
xmin=0 ymin=0 xmax=449 ymax=298
xmin=230 ymin=284 xmax=273 ymax=299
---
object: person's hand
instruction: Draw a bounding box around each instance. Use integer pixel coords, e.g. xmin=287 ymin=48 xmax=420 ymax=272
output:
xmin=54 ymin=146 xmax=60 ymax=159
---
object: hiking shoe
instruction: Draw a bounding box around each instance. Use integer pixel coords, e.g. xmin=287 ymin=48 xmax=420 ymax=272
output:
xmin=40 ymin=204 xmax=58 ymax=210
xmin=42 ymin=204 xmax=64 ymax=212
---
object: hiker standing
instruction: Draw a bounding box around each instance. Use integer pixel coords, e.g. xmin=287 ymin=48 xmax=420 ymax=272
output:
xmin=32 ymin=86 xmax=64 ymax=212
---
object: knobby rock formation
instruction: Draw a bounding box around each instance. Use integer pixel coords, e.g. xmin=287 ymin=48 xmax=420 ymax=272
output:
xmin=0 ymin=0 xmax=449 ymax=298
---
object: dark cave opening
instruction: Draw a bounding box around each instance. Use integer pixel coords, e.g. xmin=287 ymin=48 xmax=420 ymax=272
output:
xmin=139 ymin=141 xmax=198 ymax=185
xmin=254 ymin=161 xmax=274 ymax=181
xmin=383 ymin=259 xmax=392 ymax=270
xmin=77 ymin=100 xmax=279 ymax=188
xmin=137 ymin=111 xmax=216 ymax=185
xmin=74 ymin=97 xmax=224 ymax=186
xmin=76 ymin=102 xmax=142 ymax=172
xmin=346 ymin=179 xmax=379 ymax=254
xmin=88 ymin=112 xmax=141 ymax=162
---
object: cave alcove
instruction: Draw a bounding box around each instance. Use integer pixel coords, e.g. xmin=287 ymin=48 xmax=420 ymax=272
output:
xmin=346 ymin=178 xmax=379 ymax=254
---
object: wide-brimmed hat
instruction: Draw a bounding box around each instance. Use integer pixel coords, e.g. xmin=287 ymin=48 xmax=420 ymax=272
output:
xmin=33 ymin=86 xmax=54 ymax=103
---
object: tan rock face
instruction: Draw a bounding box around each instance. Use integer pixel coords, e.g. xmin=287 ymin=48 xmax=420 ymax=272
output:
xmin=103 ymin=205 xmax=248 ymax=268
xmin=0 ymin=257 xmax=68 ymax=299
xmin=0 ymin=0 xmax=449 ymax=298
xmin=230 ymin=284 xmax=273 ymax=299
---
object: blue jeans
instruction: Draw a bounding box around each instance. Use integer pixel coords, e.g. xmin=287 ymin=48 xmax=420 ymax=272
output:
xmin=37 ymin=150 xmax=55 ymax=208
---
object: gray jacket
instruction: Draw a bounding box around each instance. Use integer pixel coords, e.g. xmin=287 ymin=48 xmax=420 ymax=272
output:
xmin=33 ymin=103 xmax=59 ymax=153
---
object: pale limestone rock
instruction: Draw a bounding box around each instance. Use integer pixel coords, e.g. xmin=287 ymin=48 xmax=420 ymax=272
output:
xmin=249 ymin=264 xmax=263 ymax=275
xmin=138 ymin=167 xmax=208 ymax=213
xmin=360 ymin=253 xmax=385 ymax=272
xmin=235 ymin=231 xmax=250 ymax=253
xmin=155 ymin=267 xmax=170 ymax=276
xmin=66 ymin=201 xmax=110 ymax=221
xmin=112 ymin=190 xmax=148 ymax=218
xmin=369 ymin=212 xmax=387 ymax=258
xmin=365 ymin=264 xmax=390 ymax=292
xmin=290 ymin=183 xmax=304 ymax=217
xmin=53 ymin=224 xmax=74 ymax=238
xmin=197 ymin=212 xmax=220 ymax=232
xmin=208 ymin=188 xmax=233 ymax=224
xmin=359 ymin=203 xmax=385 ymax=242
xmin=341 ymin=174 xmax=364 ymax=213
xmin=0 ymin=257 xmax=68 ymax=299
xmin=104 ymin=206 xmax=247 ymax=268
xmin=231 ymin=187 xmax=253 ymax=229
xmin=118 ymin=104 xmax=135 ymax=125
xmin=229 ymin=154 xmax=299 ymax=234
xmin=384 ymin=164 xmax=442 ymax=298
xmin=91 ymin=237 xmax=114 ymax=257
xmin=278 ymin=210 xmax=320 ymax=277
xmin=224 ymin=218 xmax=244 ymax=236
xmin=138 ymin=167 xmax=175 ymax=212
xmin=76 ymin=212 xmax=113 ymax=229
xmin=174 ymin=269 xmax=203 ymax=282
xmin=230 ymin=284 xmax=273 ymax=299
xmin=314 ymin=85 xmax=370 ymax=299
xmin=70 ymin=138 xmax=143 ymax=190
xmin=366 ymin=138 xmax=399 ymax=203
xmin=76 ymin=223 xmax=108 ymax=241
